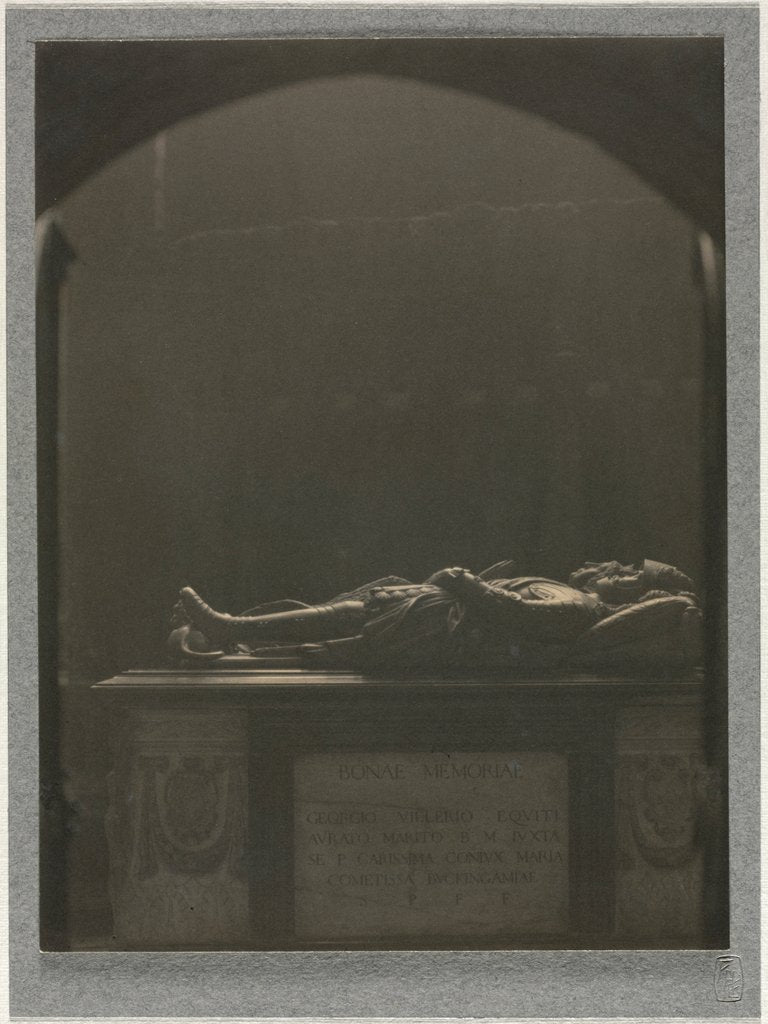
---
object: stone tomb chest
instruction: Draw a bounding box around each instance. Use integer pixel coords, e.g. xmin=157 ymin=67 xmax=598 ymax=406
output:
xmin=95 ymin=670 xmax=725 ymax=950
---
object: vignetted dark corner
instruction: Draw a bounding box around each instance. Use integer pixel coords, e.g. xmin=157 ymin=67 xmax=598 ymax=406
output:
xmin=37 ymin=38 xmax=727 ymax=951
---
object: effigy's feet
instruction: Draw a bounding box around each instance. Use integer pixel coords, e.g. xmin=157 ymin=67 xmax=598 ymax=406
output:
xmin=179 ymin=587 xmax=235 ymax=646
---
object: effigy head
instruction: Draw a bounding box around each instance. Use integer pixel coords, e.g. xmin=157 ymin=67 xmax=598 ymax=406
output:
xmin=640 ymin=559 xmax=695 ymax=594
xmin=569 ymin=559 xmax=695 ymax=606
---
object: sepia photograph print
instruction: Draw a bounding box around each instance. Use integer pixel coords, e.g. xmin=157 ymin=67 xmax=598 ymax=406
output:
xmin=7 ymin=4 xmax=759 ymax=1021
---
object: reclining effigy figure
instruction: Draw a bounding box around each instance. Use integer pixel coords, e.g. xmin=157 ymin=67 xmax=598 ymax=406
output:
xmin=168 ymin=558 xmax=702 ymax=672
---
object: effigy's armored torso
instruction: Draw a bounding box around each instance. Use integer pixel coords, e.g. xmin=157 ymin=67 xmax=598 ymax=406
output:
xmin=359 ymin=577 xmax=605 ymax=667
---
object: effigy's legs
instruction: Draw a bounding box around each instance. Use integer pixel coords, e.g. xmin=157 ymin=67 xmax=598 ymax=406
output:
xmin=179 ymin=587 xmax=367 ymax=647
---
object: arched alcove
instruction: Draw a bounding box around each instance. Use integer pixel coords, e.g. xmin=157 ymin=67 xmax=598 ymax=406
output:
xmin=45 ymin=71 xmax=724 ymax=949
xmin=36 ymin=38 xmax=725 ymax=242
xmin=55 ymin=73 xmax=711 ymax=681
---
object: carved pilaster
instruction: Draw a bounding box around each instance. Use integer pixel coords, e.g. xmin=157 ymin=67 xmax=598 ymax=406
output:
xmin=614 ymin=706 xmax=716 ymax=943
xmin=106 ymin=708 xmax=249 ymax=947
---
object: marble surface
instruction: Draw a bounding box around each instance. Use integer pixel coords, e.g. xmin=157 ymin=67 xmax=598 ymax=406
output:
xmin=294 ymin=751 xmax=568 ymax=939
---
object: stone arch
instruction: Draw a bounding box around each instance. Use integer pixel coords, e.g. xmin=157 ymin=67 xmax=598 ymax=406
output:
xmin=37 ymin=38 xmax=724 ymax=242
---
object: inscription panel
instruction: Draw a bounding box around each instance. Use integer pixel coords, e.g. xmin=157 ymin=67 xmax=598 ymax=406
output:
xmin=294 ymin=751 xmax=568 ymax=939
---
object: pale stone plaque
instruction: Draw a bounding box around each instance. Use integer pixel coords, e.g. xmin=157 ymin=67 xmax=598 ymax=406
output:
xmin=294 ymin=751 xmax=569 ymax=939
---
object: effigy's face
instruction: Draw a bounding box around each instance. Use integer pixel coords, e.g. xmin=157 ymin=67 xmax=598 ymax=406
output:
xmin=588 ymin=567 xmax=645 ymax=605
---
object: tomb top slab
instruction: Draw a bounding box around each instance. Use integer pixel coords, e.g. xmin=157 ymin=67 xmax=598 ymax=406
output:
xmin=95 ymin=668 xmax=704 ymax=688
xmin=93 ymin=669 xmax=706 ymax=712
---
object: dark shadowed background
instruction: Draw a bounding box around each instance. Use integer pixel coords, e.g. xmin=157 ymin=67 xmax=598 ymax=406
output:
xmin=36 ymin=38 xmax=726 ymax=947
